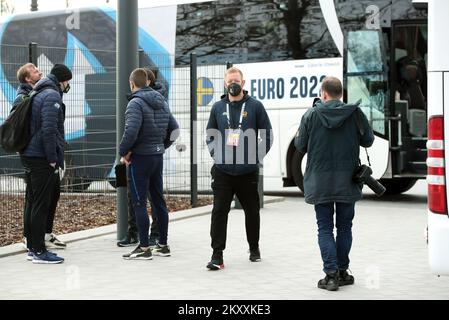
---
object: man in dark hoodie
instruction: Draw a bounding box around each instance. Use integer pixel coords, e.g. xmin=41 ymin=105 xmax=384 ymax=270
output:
xmin=206 ymin=67 xmax=273 ymax=270
xmin=15 ymin=63 xmax=67 ymax=254
xmin=295 ymin=76 xmax=374 ymax=291
xmin=20 ymin=63 xmax=72 ymax=264
xmin=120 ymin=68 xmax=179 ymax=260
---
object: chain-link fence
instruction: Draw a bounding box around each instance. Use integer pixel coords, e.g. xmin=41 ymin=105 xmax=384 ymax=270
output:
xmin=0 ymin=43 xmax=225 ymax=246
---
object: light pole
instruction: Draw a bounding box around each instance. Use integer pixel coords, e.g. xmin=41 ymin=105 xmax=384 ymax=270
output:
xmin=116 ymin=0 xmax=138 ymax=240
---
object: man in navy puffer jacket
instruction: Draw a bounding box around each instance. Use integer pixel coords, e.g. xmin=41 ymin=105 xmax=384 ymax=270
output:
xmin=15 ymin=63 xmax=67 ymax=256
xmin=120 ymin=68 xmax=179 ymax=260
xmin=20 ymin=64 xmax=72 ymax=264
xmin=118 ymin=67 xmax=169 ymax=248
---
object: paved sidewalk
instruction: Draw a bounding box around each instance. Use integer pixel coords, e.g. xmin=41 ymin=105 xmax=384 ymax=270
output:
xmin=1 ymin=195 xmax=448 ymax=300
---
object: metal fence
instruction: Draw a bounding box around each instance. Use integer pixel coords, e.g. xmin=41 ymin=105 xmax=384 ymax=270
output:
xmin=0 ymin=43 xmax=226 ymax=246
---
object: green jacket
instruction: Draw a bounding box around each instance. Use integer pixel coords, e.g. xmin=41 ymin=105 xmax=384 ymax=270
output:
xmin=294 ymin=100 xmax=374 ymax=205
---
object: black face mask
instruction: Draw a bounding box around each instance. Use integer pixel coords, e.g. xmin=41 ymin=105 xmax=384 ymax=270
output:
xmin=227 ymin=83 xmax=242 ymax=97
xmin=62 ymin=83 xmax=70 ymax=94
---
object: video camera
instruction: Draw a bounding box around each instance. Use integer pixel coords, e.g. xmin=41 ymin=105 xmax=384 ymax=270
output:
xmin=353 ymin=164 xmax=386 ymax=196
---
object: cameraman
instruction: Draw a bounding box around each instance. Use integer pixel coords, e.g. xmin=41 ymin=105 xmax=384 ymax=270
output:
xmin=294 ymin=76 xmax=374 ymax=291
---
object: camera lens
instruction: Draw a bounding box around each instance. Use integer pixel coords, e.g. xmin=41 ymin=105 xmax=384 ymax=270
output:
xmin=365 ymin=176 xmax=386 ymax=196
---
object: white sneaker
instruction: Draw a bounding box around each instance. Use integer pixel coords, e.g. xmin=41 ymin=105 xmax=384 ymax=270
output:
xmin=21 ymin=237 xmax=27 ymax=250
xmin=45 ymin=233 xmax=67 ymax=249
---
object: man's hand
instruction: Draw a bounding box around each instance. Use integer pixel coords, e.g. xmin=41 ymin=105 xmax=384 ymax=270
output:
xmin=120 ymin=151 xmax=132 ymax=165
xmin=49 ymin=162 xmax=56 ymax=168
xmin=120 ymin=157 xmax=128 ymax=165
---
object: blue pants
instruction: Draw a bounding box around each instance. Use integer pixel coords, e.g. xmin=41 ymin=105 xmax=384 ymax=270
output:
xmin=314 ymin=202 xmax=355 ymax=274
xmin=128 ymin=154 xmax=168 ymax=247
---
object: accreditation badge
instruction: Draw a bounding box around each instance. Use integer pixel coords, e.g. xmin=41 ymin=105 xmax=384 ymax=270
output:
xmin=226 ymin=129 xmax=241 ymax=147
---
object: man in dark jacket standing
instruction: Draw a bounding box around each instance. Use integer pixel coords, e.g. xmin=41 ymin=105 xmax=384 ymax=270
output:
xmin=295 ymin=76 xmax=374 ymax=291
xmin=21 ymin=64 xmax=72 ymax=264
xmin=117 ymin=67 xmax=166 ymax=248
xmin=15 ymin=63 xmax=67 ymax=254
xmin=120 ymin=68 xmax=179 ymax=260
xmin=206 ymin=67 xmax=273 ymax=270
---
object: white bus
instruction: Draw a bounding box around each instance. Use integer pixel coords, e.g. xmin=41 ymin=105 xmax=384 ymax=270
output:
xmin=426 ymin=0 xmax=449 ymax=276
xmin=0 ymin=0 xmax=428 ymax=195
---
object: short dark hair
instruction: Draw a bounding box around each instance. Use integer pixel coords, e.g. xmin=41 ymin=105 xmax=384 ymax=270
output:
xmin=129 ymin=68 xmax=148 ymax=88
xmin=143 ymin=67 xmax=156 ymax=86
xmin=321 ymin=76 xmax=343 ymax=99
xmin=16 ymin=63 xmax=36 ymax=83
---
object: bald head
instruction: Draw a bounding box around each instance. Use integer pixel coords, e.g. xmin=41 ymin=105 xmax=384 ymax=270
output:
xmin=320 ymin=76 xmax=343 ymax=102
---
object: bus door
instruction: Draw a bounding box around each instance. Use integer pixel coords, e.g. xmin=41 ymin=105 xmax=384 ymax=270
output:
xmin=344 ymin=29 xmax=388 ymax=174
xmin=389 ymin=20 xmax=428 ymax=178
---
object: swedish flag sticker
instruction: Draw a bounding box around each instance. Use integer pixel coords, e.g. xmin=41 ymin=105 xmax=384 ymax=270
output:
xmin=197 ymin=77 xmax=214 ymax=106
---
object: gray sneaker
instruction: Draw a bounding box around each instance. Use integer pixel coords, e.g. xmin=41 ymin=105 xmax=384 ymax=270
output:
xmin=123 ymin=246 xmax=153 ymax=260
xmin=152 ymin=244 xmax=171 ymax=257
xmin=45 ymin=233 xmax=66 ymax=249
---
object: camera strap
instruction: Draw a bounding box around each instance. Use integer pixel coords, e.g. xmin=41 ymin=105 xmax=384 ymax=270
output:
xmin=354 ymin=104 xmax=372 ymax=167
xmin=364 ymin=148 xmax=371 ymax=166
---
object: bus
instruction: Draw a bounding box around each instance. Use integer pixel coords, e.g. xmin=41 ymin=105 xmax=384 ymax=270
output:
xmin=426 ymin=0 xmax=449 ymax=276
xmin=0 ymin=0 xmax=428 ymax=194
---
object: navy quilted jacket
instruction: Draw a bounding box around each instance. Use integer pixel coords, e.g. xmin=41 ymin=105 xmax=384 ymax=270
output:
xmin=21 ymin=74 xmax=66 ymax=169
xmin=119 ymin=87 xmax=179 ymax=157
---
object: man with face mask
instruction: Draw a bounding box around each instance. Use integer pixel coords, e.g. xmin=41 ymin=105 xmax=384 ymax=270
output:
xmin=20 ymin=63 xmax=72 ymax=264
xmin=15 ymin=63 xmax=67 ymax=256
xmin=205 ymin=67 xmax=273 ymax=270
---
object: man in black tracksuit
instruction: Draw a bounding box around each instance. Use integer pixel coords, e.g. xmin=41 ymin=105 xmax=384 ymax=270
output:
xmin=206 ymin=67 xmax=273 ymax=270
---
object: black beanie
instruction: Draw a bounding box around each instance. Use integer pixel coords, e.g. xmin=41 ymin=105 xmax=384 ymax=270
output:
xmin=50 ymin=64 xmax=72 ymax=82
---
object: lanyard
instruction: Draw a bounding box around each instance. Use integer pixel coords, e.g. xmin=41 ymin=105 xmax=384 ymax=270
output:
xmin=226 ymin=102 xmax=246 ymax=130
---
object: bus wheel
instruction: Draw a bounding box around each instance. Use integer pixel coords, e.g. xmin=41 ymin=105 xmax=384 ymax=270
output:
xmin=291 ymin=150 xmax=305 ymax=193
xmin=378 ymin=178 xmax=418 ymax=195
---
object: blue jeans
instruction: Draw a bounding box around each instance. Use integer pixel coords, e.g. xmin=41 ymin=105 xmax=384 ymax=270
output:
xmin=128 ymin=154 xmax=168 ymax=247
xmin=314 ymin=202 xmax=355 ymax=274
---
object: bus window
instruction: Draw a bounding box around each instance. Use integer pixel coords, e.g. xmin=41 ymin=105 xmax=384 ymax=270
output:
xmin=346 ymin=30 xmax=387 ymax=136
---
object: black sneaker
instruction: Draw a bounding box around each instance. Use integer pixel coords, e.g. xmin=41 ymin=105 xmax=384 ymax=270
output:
xmin=338 ymin=269 xmax=355 ymax=286
xmin=317 ymin=272 xmax=339 ymax=291
xmin=249 ymin=248 xmax=261 ymax=262
xmin=207 ymin=252 xmax=224 ymax=270
xmin=122 ymin=246 xmax=153 ymax=260
xmin=152 ymin=244 xmax=171 ymax=257
xmin=117 ymin=235 xmax=138 ymax=247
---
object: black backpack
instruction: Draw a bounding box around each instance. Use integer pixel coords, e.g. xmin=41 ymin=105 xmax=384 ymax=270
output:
xmin=0 ymin=90 xmax=38 ymax=153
